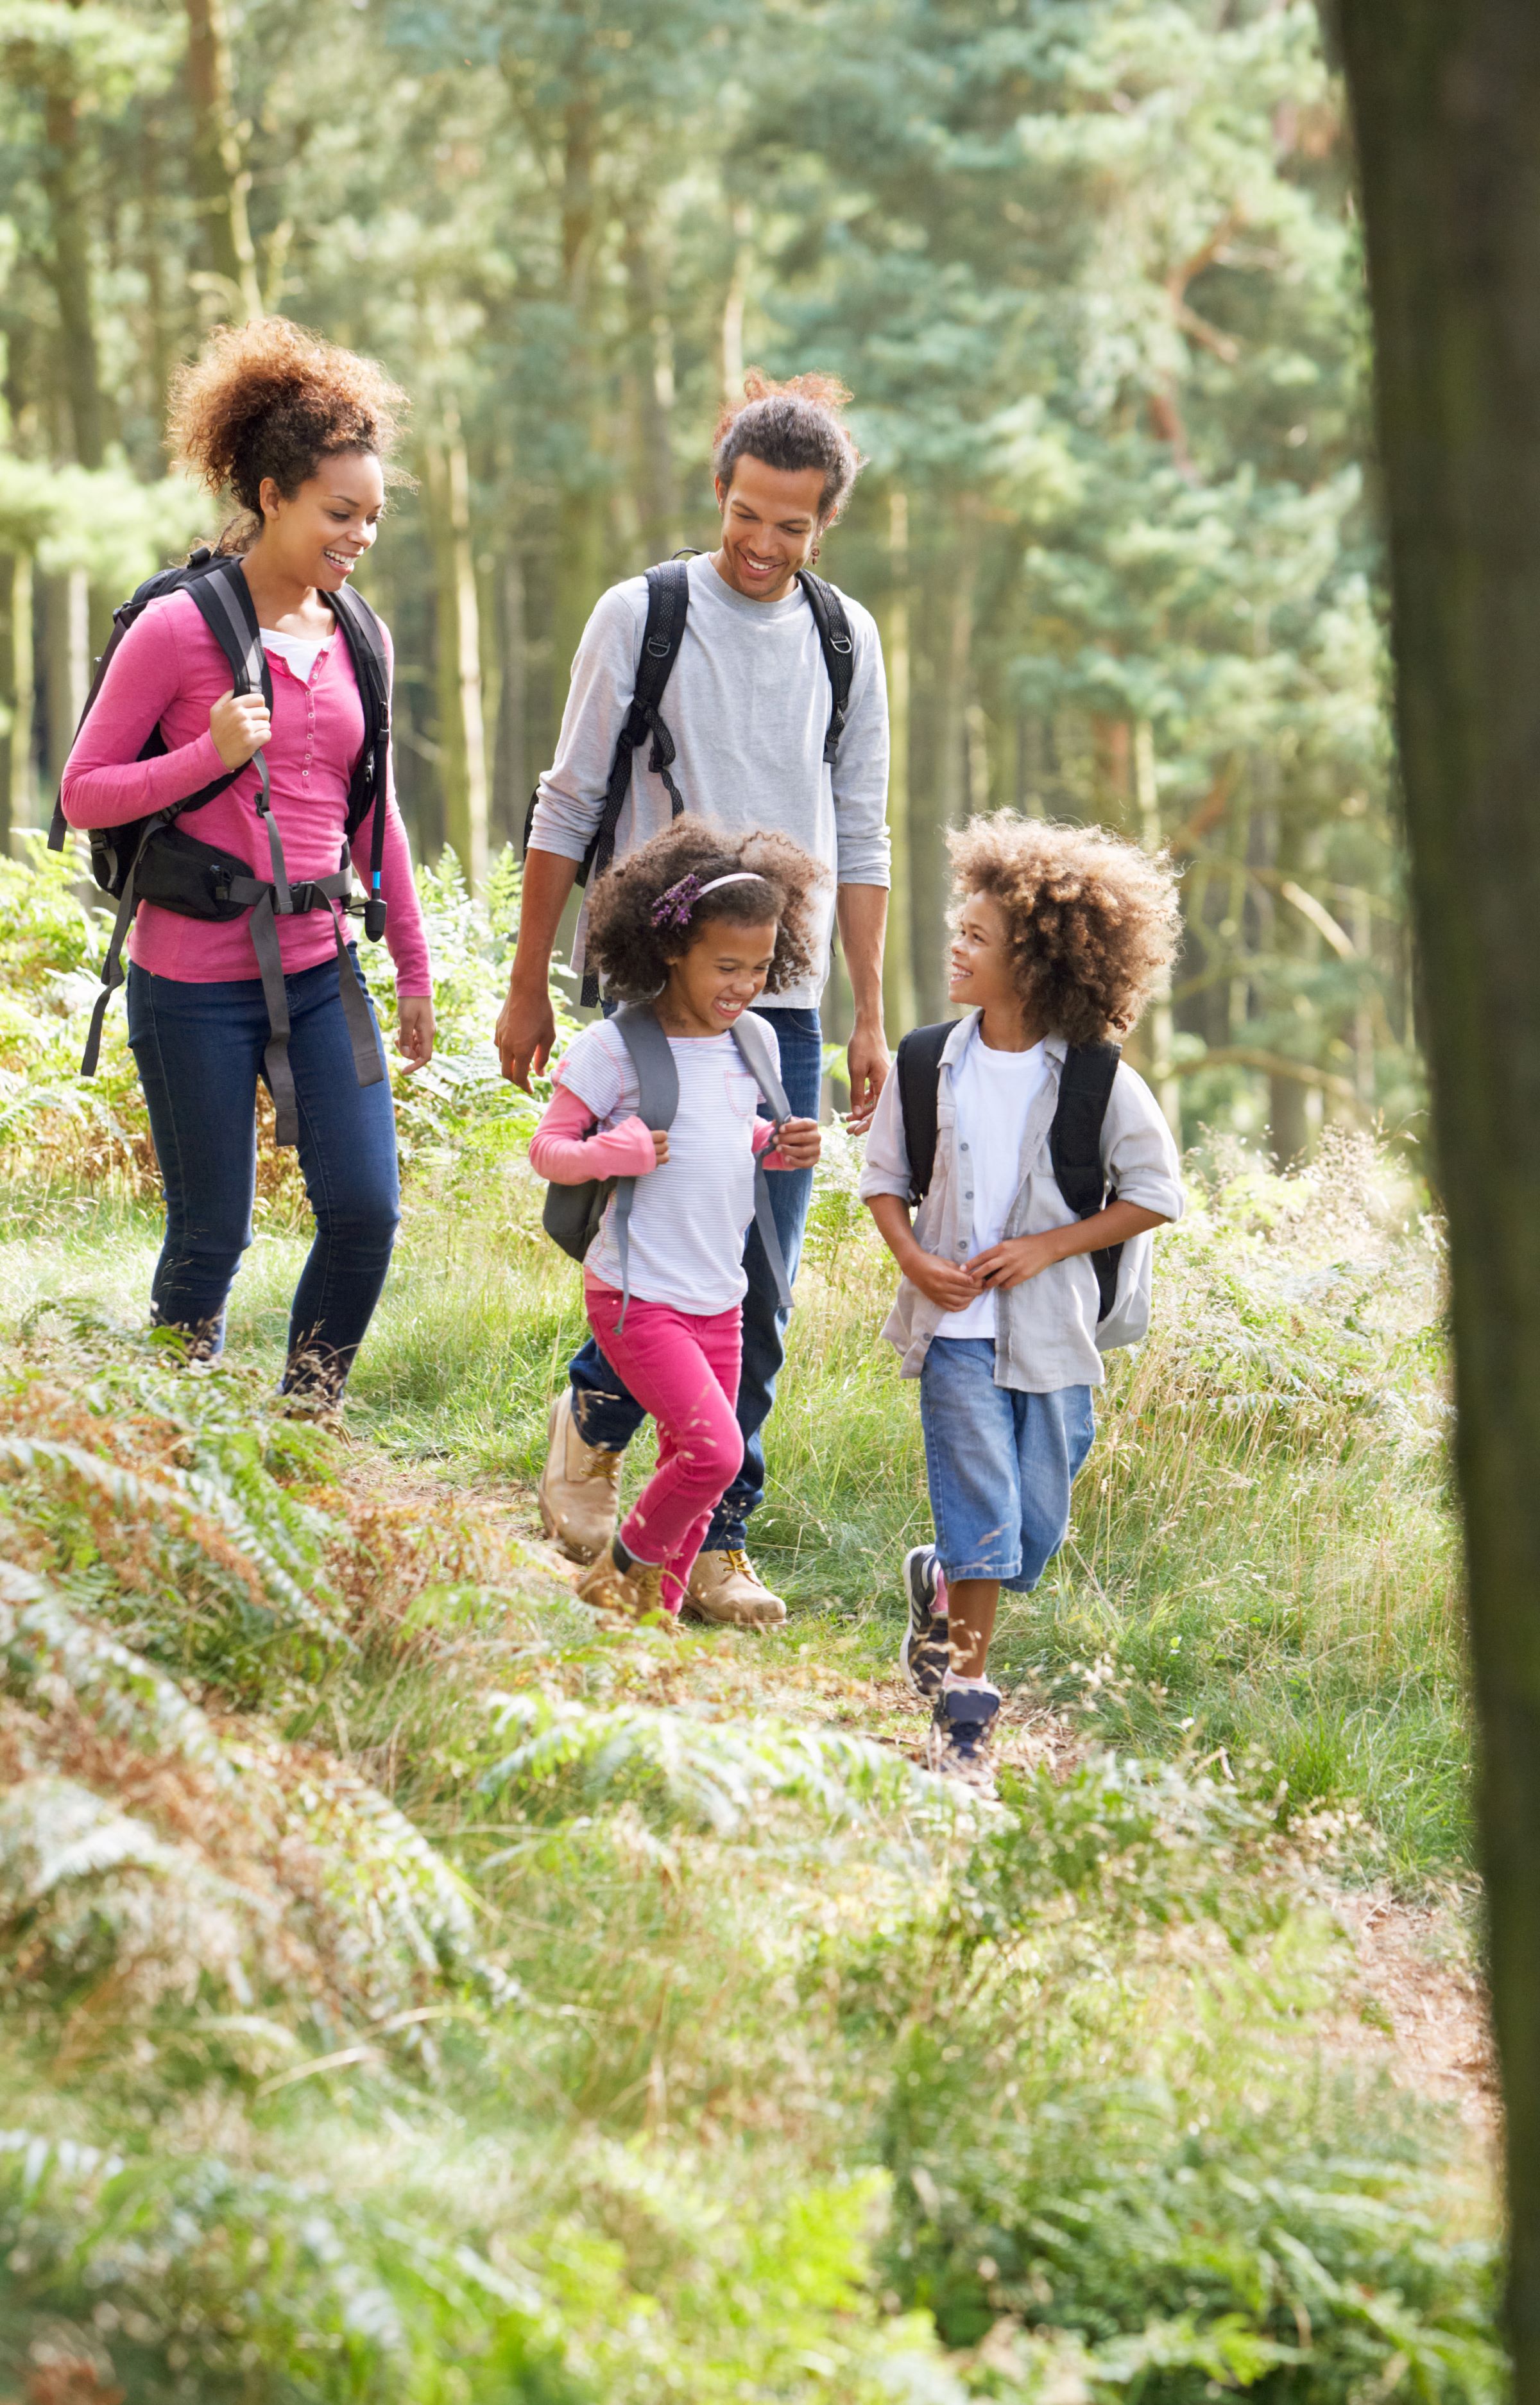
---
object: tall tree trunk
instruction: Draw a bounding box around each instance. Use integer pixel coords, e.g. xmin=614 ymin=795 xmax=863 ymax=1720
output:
xmin=185 ymin=0 xmax=262 ymax=318
xmin=498 ymin=546 xmax=527 ymax=846
xmin=5 ymin=555 xmax=35 ymax=844
xmin=553 ymin=89 xmax=606 ymax=687
xmin=1134 ymin=720 xmax=1182 ymax=1137
xmin=42 ymin=569 xmax=88 ymax=792
xmin=721 ymin=203 xmax=751 ymax=403
xmin=425 ymin=415 xmax=489 ymax=891
xmin=622 ymin=218 xmax=678 ymax=562
xmin=880 ymin=490 xmax=917 ymax=1037
xmin=141 ymin=119 xmax=177 ymax=446
xmin=911 ymin=529 xmax=977 ymax=1021
xmin=1337 ymin=9 xmax=1540 ymax=2390
xmin=40 ymin=49 xmax=105 ymax=469
xmin=1267 ymin=805 xmax=1312 ymax=1167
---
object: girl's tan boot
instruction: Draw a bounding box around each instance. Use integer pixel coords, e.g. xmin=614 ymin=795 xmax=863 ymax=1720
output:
xmin=573 ymin=1542 xmax=675 ymax=1632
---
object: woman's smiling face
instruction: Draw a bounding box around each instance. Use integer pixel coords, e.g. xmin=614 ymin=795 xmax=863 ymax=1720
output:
xmin=257 ymin=449 xmax=386 ymax=593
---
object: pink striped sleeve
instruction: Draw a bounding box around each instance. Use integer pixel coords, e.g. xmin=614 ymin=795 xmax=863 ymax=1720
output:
xmin=60 ymin=603 xmax=228 ymax=826
xmin=530 ymin=1085 xmax=660 ymax=1183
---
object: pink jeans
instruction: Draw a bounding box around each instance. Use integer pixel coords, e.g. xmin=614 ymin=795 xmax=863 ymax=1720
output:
xmin=584 ymin=1282 xmax=744 ymax=1613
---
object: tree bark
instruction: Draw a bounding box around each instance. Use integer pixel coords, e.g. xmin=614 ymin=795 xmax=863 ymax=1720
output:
xmin=424 ymin=418 xmax=489 ymax=893
xmin=1267 ymin=805 xmax=1312 ymax=1168
xmin=553 ymin=87 xmax=606 ymax=685
xmin=622 ymin=216 xmax=678 ymax=563
xmin=6 ymin=555 xmax=35 ymax=844
xmin=881 ymin=488 xmax=918 ymax=1038
xmin=40 ymin=47 xmax=105 ymax=469
xmin=912 ymin=529 xmax=977 ymax=1021
xmin=184 ymin=0 xmax=262 ymax=318
xmin=1134 ymin=720 xmax=1182 ymax=1138
xmin=1336 ymin=6 xmax=1540 ymax=2388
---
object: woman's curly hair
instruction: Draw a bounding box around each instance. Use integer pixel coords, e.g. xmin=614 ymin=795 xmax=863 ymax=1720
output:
xmin=948 ymin=814 xmax=1181 ymax=1046
xmin=586 ymin=815 xmax=830 ymax=1004
xmin=167 ymin=317 xmax=407 ymax=550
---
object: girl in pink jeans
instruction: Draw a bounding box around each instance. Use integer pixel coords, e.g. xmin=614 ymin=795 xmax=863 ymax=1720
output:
xmin=529 ymin=816 xmax=826 ymax=1627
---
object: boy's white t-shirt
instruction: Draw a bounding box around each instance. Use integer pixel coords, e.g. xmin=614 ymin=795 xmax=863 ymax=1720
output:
xmin=933 ymin=1031 xmax=1050 ymax=1341
xmin=556 ymin=1013 xmax=778 ymax=1315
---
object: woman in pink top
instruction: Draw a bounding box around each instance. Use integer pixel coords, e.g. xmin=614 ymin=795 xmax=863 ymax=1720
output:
xmin=61 ymin=319 xmax=434 ymax=1405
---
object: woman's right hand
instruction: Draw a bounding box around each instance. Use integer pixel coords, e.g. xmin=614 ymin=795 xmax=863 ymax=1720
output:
xmin=210 ymin=689 xmax=271 ymax=770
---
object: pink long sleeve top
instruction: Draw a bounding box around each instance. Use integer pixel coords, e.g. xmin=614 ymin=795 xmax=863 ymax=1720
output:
xmin=60 ymin=586 xmax=431 ymax=994
xmin=530 ymin=1082 xmax=790 ymax=1184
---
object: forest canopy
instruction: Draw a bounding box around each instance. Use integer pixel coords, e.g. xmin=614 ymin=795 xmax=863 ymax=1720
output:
xmin=0 ymin=0 xmax=1408 ymax=1160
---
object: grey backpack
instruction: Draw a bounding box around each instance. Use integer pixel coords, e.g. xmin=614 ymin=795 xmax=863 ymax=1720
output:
xmin=542 ymin=1004 xmax=796 ymax=1327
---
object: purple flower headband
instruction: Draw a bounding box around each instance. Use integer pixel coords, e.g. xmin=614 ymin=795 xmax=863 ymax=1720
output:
xmin=650 ymin=870 xmax=762 ymax=931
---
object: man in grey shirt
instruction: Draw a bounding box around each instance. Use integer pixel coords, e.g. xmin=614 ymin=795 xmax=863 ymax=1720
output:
xmin=496 ymin=374 xmax=891 ymax=1628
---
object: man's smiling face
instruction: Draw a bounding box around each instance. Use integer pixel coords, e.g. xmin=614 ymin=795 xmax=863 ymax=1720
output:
xmin=713 ymin=454 xmax=829 ymax=604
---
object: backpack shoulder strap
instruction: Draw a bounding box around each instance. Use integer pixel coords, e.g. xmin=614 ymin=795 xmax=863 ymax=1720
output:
xmin=728 ymin=1010 xmax=792 ymax=1124
xmin=184 ymin=554 xmax=272 ymax=707
xmin=326 ymin=582 xmax=390 ymax=836
xmin=1050 ymin=1041 xmax=1123 ymax=1319
xmin=796 ymin=569 xmax=856 ymax=764
xmin=895 ymin=1020 xmax=954 ymax=1205
xmin=612 ymin=1002 xmax=680 ymax=1132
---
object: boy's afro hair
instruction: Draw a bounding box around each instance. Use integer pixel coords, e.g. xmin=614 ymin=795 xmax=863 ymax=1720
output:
xmin=585 ymin=814 xmax=829 ymax=1003
xmin=949 ymin=813 xmax=1181 ymax=1046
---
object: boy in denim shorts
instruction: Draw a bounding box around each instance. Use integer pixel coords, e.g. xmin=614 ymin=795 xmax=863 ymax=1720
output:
xmin=860 ymin=815 xmax=1185 ymax=1792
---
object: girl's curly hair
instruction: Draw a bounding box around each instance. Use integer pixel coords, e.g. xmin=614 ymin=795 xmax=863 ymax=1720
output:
xmin=586 ymin=815 xmax=830 ymax=1004
xmin=949 ymin=814 xmax=1181 ymax=1046
xmin=167 ymin=316 xmax=408 ymax=551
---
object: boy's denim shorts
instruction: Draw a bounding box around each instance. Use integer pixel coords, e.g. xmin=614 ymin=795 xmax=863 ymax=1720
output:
xmin=918 ymin=1336 xmax=1095 ymax=1592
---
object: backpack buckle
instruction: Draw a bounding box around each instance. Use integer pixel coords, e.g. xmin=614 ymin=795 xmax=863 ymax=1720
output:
xmin=829 ymin=633 xmax=853 ymax=655
xmin=645 ymin=634 xmax=673 ymax=659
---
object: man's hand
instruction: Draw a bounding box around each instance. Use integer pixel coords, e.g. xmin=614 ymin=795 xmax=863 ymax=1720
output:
xmin=846 ymin=1017 xmax=890 ymax=1134
xmin=210 ymin=689 xmax=270 ymax=770
xmin=396 ymin=995 xmax=435 ymax=1073
xmin=903 ymin=1247 xmax=984 ymax=1313
xmin=969 ymin=1232 xmax=1063 ymax=1291
xmin=495 ymin=979 xmax=557 ymax=1092
xmin=771 ymin=1116 xmax=821 ymax=1169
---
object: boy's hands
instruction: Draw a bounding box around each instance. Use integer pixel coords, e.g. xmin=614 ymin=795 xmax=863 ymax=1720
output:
xmin=772 ymin=1117 xmax=821 ymax=1169
xmin=903 ymin=1250 xmax=985 ymax=1313
xmin=968 ymin=1231 xmax=1064 ymax=1290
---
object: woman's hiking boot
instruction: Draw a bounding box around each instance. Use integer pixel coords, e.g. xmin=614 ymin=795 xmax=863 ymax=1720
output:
xmin=899 ymin=1546 xmax=951 ymax=1702
xmin=573 ymin=1540 xmax=676 ymax=1632
xmin=927 ymin=1682 xmax=1001 ymax=1797
xmin=682 ymin=1548 xmax=787 ymax=1629
xmin=539 ymin=1389 xmax=622 ymax=1562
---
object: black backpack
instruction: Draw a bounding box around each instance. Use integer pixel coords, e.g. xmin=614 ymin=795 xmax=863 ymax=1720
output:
xmin=48 ymin=547 xmax=393 ymax=1148
xmin=524 ymin=554 xmax=856 ymax=1006
xmin=543 ymin=1003 xmax=795 ymax=1329
xmin=895 ymin=1022 xmax=1126 ymax=1320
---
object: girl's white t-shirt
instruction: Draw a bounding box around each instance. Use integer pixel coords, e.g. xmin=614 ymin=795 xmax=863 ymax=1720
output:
xmin=556 ymin=1013 xmax=779 ymax=1315
xmin=934 ymin=1031 xmax=1050 ymax=1341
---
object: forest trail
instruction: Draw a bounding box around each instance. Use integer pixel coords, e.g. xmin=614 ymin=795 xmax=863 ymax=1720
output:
xmin=356 ymin=1449 xmax=1498 ymax=2148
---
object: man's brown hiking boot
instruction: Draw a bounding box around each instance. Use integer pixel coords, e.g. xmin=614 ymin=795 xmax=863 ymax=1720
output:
xmin=573 ymin=1542 xmax=676 ymax=1632
xmin=681 ymin=1548 xmax=787 ymax=1630
xmin=538 ymin=1389 xmax=622 ymax=1562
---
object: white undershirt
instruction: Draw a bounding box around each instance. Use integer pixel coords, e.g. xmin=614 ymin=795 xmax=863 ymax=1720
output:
xmin=934 ymin=1031 xmax=1050 ymax=1341
xmin=261 ymin=627 xmax=330 ymax=683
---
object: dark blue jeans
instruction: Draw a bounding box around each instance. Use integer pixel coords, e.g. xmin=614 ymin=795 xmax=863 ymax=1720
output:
xmin=126 ymin=953 xmax=400 ymax=1397
xmin=569 ymin=1003 xmax=823 ymax=1552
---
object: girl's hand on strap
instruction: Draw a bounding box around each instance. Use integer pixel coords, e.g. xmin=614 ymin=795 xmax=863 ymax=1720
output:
xmin=209 ymin=689 xmax=271 ymax=770
xmin=769 ymin=1117 xmax=821 ymax=1169
xmin=397 ymin=996 xmax=435 ymax=1073
xmin=647 ymin=1129 xmax=670 ymax=1168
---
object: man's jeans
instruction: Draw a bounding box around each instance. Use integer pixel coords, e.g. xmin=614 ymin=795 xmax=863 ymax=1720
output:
xmin=569 ymin=1003 xmax=823 ymax=1552
xmin=126 ymin=954 xmax=400 ymax=1395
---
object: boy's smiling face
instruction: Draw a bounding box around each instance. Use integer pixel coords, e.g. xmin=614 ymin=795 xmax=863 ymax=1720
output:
xmin=948 ymin=890 xmax=1018 ymax=1014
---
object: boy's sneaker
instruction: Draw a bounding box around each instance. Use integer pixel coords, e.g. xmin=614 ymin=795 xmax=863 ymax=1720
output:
xmin=927 ymin=1683 xmax=1001 ymax=1797
xmin=900 ymin=1546 xmax=951 ymax=1702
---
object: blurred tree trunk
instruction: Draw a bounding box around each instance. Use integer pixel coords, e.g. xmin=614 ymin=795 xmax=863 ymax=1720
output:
xmin=1267 ymin=806 xmax=1312 ymax=1166
xmin=881 ymin=488 xmax=917 ymax=1037
xmin=42 ymin=569 xmax=88 ymax=793
xmin=622 ymin=216 xmax=678 ymax=563
xmin=5 ymin=556 xmax=35 ymax=844
xmin=425 ymin=414 xmax=489 ymax=890
xmin=1134 ymin=720 xmax=1182 ymax=1137
xmin=40 ymin=31 xmax=104 ymax=469
xmin=185 ymin=0 xmax=262 ymax=318
xmin=1337 ymin=8 xmax=1540 ymax=2392
xmin=554 ymin=88 xmax=606 ymax=685
xmin=912 ymin=526 xmax=976 ymax=1022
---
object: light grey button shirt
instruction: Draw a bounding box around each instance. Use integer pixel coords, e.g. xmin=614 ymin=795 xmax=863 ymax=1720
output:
xmin=858 ymin=1013 xmax=1186 ymax=1392
xmin=527 ymin=550 xmax=891 ymax=1009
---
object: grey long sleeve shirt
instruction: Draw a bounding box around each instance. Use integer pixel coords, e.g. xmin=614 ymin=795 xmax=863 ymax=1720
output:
xmin=527 ymin=550 xmax=891 ymax=1010
xmin=859 ymin=1015 xmax=1186 ymax=1391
